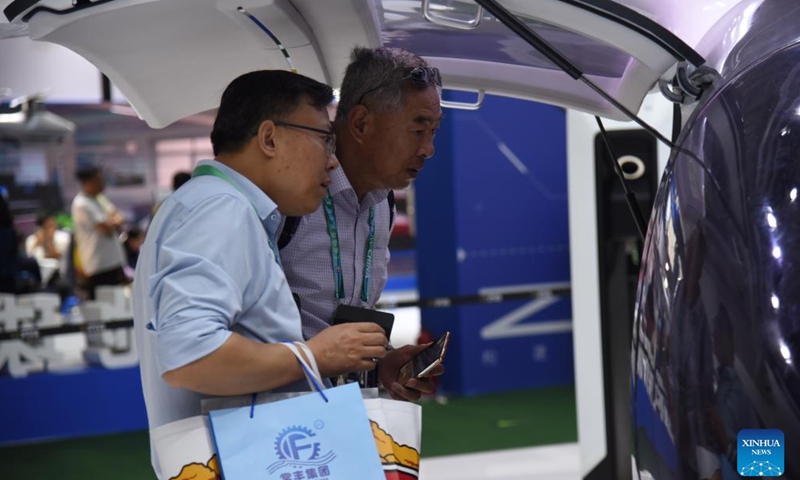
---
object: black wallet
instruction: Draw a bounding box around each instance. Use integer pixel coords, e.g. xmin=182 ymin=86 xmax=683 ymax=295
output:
xmin=332 ymin=304 xmax=394 ymax=338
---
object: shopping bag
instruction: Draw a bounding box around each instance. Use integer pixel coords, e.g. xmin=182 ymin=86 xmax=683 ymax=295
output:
xmin=365 ymin=398 xmax=422 ymax=480
xmin=202 ymin=388 xmax=424 ymax=480
xmin=203 ymin=387 xmax=422 ymax=479
xmin=209 ymin=342 xmax=385 ymax=480
xmin=150 ymin=415 xmax=220 ymax=480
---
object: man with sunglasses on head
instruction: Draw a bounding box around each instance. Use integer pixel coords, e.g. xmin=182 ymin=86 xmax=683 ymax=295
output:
xmin=132 ymin=70 xmax=389 ymax=479
xmin=279 ymin=47 xmax=445 ymax=401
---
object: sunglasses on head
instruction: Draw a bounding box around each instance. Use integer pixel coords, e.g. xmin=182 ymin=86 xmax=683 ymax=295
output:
xmin=408 ymin=66 xmax=442 ymax=88
xmin=356 ymin=66 xmax=442 ymax=106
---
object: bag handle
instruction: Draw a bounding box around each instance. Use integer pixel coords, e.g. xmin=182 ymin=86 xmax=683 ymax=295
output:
xmin=293 ymin=341 xmax=322 ymax=381
xmin=282 ymin=342 xmax=328 ymax=403
xmin=249 ymin=341 xmax=329 ymax=418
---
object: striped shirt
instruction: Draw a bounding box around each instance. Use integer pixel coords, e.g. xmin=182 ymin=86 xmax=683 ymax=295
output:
xmin=279 ymin=167 xmax=393 ymax=339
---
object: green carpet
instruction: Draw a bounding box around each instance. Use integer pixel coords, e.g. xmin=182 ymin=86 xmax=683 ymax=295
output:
xmin=1 ymin=430 xmax=154 ymax=480
xmin=0 ymin=386 xmax=576 ymax=479
xmin=421 ymin=385 xmax=577 ymax=457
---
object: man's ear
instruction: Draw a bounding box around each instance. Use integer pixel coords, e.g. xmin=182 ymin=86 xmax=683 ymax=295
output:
xmin=256 ymin=120 xmax=278 ymax=158
xmin=348 ymin=105 xmax=370 ymax=144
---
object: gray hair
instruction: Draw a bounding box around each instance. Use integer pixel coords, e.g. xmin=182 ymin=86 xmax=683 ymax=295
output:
xmin=335 ymin=47 xmax=431 ymax=126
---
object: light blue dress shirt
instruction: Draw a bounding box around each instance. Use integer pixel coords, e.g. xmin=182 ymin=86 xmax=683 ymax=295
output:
xmin=133 ymin=159 xmax=304 ymax=477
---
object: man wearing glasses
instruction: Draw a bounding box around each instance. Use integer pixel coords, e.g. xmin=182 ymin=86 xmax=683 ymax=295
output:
xmin=279 ymin=47 xmax=445 ymax=401
xmin=133 ymin=70 xmax=389 ymax=478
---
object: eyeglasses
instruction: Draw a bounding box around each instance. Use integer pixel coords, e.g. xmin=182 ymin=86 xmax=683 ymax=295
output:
xmin=356 ymin=66 xmax=442 ymax=106
xmin=274 ymin=121 xmax=336 ymax=155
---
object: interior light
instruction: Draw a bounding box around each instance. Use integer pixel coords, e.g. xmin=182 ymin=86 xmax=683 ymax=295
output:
xmin=766 ymin=212 xmax=777 ymax=229
xmin=780 ymin=342 xmax=792 ymax=362
xmin=0 ymin=111 xmax=26 ymax=123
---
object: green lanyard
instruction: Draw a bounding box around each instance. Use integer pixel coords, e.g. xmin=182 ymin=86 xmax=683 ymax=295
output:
xmin=322 ymin=193 xmax=375 ymax=305
xmin=192 ymin=164 xmax=282 ymax=269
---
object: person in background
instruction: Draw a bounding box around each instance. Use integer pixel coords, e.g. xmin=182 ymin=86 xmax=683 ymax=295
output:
xmin=25 ymin=211 xmax=71 ymax=287
xmin=279 ymin=46 xmax=444 ymax=400
xmin=171 ymin=171 xmax=191 ymax=192
xmin=71 ymin=165 xmax=127 ymax=299
xmin=132 ymin=70 xmax=388 ymax=479
xmin=0 ymin=194 xmax=18 ymax=293
xmin=145 ymin=170 xmax=193 ymax=231
xmin=0 ymin=194 xmax=40 ymax=293
xmin=121 ymin=226 xmax=145 ymax=277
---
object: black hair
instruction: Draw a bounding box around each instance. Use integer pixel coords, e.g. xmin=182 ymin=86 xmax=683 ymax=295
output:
xmin=75 ymin=165 xmax=101 ymax=183
xmin=124 ymin=226 xmax=144 ymax=242
xmin=172 ymin=171 xmax=191 ymax=191
xmin=210 ymin=70 xmax=334 ymax=156
xmin=35 ymin=211 xmax=54 ymax=227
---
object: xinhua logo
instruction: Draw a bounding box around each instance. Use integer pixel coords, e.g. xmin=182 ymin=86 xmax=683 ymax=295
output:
xmin=738 ymin=429 xmax=784 ymax=476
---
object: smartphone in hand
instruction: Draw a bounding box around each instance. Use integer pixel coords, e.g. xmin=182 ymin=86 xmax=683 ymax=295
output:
xmin=397 ymin=331 xmax=450 ymax=385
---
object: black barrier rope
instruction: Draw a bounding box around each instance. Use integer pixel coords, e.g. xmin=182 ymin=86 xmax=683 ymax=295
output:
xmin=0 ymin=285 xmax=571 ymax=341
xmin=375 ymin=285 xmax=571 ymax=309
xmin=0 ymin=319 xmax=134 ymax=342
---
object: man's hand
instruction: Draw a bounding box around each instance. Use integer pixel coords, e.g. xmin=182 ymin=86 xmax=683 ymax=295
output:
xmin=306 ymin=323 xmax=387 ymax=378
xmin=32 ymin=230 xmax=46 ymax=248
xmin=109 ymin=210 xmax=126 ymax=228
xmin=96 ymin=211 xmax=126 ymax=236
xmin=378 ymin=344 xmax=445 ymax=402
xmin=42 ymin=236 xmax=60 ymax=259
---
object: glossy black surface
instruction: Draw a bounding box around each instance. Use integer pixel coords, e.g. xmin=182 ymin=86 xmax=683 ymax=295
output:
xmin=632 ymin=1 xmax=800 ymax=478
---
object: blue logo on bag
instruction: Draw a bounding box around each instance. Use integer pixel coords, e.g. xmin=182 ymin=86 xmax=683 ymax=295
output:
xmin=738 ymin=429 xmax=784 ymax=476
xmin=267 ymin=425 xmax=336 ymax=476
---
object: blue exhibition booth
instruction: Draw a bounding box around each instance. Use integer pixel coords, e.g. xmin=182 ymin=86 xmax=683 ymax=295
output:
xmin=0 ymin=366 xmax=148 ymax=445
xmin=415 ymin=92 xmax=574 ymax=396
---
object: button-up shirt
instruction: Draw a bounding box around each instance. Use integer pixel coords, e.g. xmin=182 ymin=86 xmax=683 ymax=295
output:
xmin=133 ymin=159 xmax=304 ymax=477
xmin=279 ymin=167 xmax=393 ymax=339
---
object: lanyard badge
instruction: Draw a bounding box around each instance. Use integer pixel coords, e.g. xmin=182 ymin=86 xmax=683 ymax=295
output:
xmin=322 ymin=193 xmax=375 ymax=305
xmin=192 ymin=164 xmax=282 ymax=269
